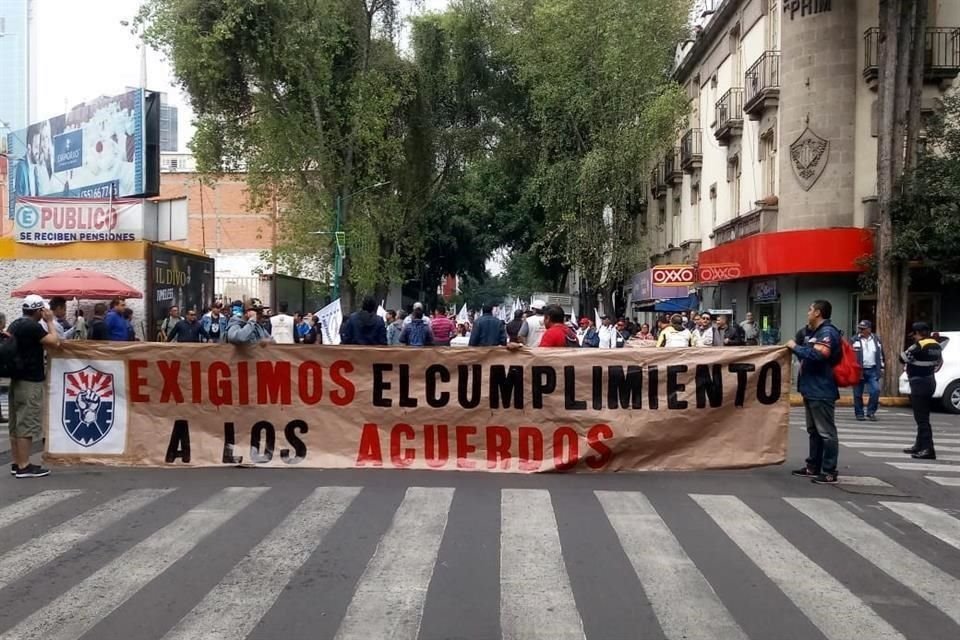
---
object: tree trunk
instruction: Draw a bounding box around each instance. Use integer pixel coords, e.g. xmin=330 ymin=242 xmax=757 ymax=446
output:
xmin=876 ymin=0 xmax=926 ymax=395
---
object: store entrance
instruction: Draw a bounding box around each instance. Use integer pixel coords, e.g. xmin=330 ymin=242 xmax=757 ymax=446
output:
xmin=754 ymin=301 xmax=781 ymax=345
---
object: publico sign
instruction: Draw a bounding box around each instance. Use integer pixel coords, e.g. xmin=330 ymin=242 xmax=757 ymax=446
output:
xmin=44 ymin=343 xmax=791 ymax=473
xmin=698 ymin=263 xmax=742 ymax=283
xmin=14 ymin=197 xmax=143 ymax=244
xmin=651 ymin=265 xmax=696 ymax=287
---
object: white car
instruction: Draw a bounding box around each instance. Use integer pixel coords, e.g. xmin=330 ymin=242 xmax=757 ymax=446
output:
xmin=898 ymin=331 xmax=960 ymax=413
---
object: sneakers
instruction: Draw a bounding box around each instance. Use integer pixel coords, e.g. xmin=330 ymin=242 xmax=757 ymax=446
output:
xmin=867 ymin=414 xmax=878 ymax=422
xmin=812 ymin=473 xmax=839 ymax=485
xmin=792 ymin=466 xmax=818 ymax=478
xmin=14 ymin=464 xmax=50 ymax=479
xmin=855 ymin=415 xmax=866 ymax=421
xmin=9 ymin=464 xmax=17 ymax=476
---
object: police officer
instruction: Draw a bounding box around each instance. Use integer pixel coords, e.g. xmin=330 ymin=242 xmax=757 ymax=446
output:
xmin=900 ymin=322 xmax=942 ymax=460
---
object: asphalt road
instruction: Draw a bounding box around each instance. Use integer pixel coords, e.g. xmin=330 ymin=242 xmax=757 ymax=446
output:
xmin=0 ymin=407 xmax=958 ymax=640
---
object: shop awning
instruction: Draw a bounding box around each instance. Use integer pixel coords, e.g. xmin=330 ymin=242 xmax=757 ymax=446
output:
xmin=634 ymin=294 xmax=699 ymax=312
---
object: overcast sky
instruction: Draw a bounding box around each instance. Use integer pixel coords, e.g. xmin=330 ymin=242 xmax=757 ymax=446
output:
xmin=35 ymin=0 xmax=451 ymax=151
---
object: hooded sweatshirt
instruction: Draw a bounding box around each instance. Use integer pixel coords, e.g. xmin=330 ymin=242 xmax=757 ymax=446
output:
xmin=340 ymin=310 xmax=388 ymax=345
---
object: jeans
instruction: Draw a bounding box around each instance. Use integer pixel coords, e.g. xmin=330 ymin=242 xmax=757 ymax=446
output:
xmin=909 ymin=376 xmax=936 ymax=450
xmin=805 ymin=398 xmax=839 ymax=475
xmin=853 ymin=367 xmax=880 ymax=417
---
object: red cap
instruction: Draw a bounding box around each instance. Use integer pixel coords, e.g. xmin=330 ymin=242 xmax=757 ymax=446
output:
xmin=579 ymin=317 xmax=591 ymax=326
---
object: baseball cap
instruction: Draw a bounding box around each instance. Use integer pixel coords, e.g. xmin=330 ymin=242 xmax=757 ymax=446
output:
xmin=912 ymin=321 xmax=932 ymax=333
xmin=530 ymin=299 xmax=546 ymax=311
xmin=579 ymin=317 xmax=591 ymax=326
xmin=857 ymin=320 xmax=872 ymax=329
xmin=22 ymin=294 xmax=49 ymax=311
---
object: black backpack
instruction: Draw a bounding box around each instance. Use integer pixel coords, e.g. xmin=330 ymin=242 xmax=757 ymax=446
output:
xmin=0 ymin=325 xmax=22 ymax=378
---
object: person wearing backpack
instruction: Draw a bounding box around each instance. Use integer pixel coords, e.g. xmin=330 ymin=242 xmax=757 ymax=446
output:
xmin=786 ymin=299 xmax=843 ymax=485
xmin=850 ymin=320 xmax=884 ymax=422
xmin=5 ymin=295 xmax=61 ymax=478
xmin=400 ymin=307 xmax=434 ymax=347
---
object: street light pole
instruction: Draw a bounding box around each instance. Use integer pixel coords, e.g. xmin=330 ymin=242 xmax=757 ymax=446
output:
xmin=321 ymin=181 xmax=389 ymax=302
xmin=332 ymin=194 xmax=343 ymax=300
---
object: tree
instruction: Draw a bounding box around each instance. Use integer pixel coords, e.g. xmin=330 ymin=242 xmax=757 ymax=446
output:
xmin=137 ymin=0 xmax=413 ymax=312
xmin=492 ymin=0 xmax=691 ymax=315
xmin=875 ymin=0 xmax=928 ymax=394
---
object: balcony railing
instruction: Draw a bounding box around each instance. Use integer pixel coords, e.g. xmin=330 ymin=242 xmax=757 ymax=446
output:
xmin=665 ymin=147 xmax=683 ymax=185
xmin=650 ymin=163 xmax=667 ymax=199
xmin=714 ymin=88 xmax=744 ymax=145
xmin=744 ymin=51 xmax=780 ymax=117
xmin=864 ymin=27 xmax=960 ymax=85
xmin=680 ymin=129 xmax=703 ymax=171
xmin=712 ymin=204 xmax=779 ymax=246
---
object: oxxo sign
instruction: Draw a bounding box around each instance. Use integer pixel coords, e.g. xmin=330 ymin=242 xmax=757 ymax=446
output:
xmin=651 ymin=265 xmax=696 ymax=287
xmin=698 ymin=264 xmax=742 ymax=283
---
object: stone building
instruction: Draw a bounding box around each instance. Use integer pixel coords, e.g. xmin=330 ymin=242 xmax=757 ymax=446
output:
xmin=638 ymin=0 xmax=960 ymax=343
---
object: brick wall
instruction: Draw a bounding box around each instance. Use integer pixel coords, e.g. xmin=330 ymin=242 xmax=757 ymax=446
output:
xmin=158 ymin=173 xmax=275 ymax=255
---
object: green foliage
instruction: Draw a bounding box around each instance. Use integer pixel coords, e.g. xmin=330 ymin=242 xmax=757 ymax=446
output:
xmin=139 ymin=0 xmax=693 ymax=309
xmin=888 ymin=92 xmax=960 ymax=283
xmin=451 ymin=272 xmax=510 ymax=310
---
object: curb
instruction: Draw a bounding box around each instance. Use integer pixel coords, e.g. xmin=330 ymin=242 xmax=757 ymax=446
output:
xmin=789 ymin=394 xmax=911 ymax=407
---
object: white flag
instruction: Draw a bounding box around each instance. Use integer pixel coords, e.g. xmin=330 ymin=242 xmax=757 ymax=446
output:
xmin=594 ymin=308 xmax=602 ymax=328
xmin=512 ymin=297 xmax=521 ymax=315
xmin=314 ymin=299 xmax=344 ymax=345
xmin=376 ymin=303 xmax=388 ymax=320
xmin=457 ymin=303 xmax=469 ymax=324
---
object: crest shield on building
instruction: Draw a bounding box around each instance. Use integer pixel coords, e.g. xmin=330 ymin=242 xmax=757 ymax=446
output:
xmin=789 ymin=127 xmax=830 ymax=191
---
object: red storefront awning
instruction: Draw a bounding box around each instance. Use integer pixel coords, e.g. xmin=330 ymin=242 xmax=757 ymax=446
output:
xmin=696 ymin=228 xmax=874 ymax=281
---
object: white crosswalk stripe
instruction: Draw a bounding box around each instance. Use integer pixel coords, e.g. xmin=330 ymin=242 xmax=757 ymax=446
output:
xmin=0 ymin=487 xmax=267 ymax=640
xmin=164 ymin=486 xmax=361 ymax=640
xmin=693 ymin=494 xmax=904 ymax=640
xmin=0 ymin=486 xmax=959 ymax=640
xmin=880 ymin=502 xmax=960 ymax=551
xmin=844 ymin=441 xmax=960 ymax=452
xmin=787 ymin=497 xmax=960 ymax=626
xmin=0 ymin=489 xmax=172 ymax=590
xmin=0 ymin=490 xmax=82 ymax=531
xmin=334 ymin=487 xmax=455 ymax=640
xmin=927 ymin=475 xmax=960 ymax=486
xmin=500 ymin=489 xmax=584 ymax=640
xmin=859 ymin=451 xmax=960 ymax=461
xmin=887 ymin=461 xmax=960 ymax=472
xmin=597 ymin=491 xmax=747 ymax=640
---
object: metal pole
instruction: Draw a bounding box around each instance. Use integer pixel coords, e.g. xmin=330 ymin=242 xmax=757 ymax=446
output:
xmin=332 ymin=194 xmax=342 ymax=300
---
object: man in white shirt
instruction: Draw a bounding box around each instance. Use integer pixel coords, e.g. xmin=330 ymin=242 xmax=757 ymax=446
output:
xmin=269 ymin=303 xmax=296 ymax=344
xmin=693 ymin=312 xmax=720 ymax=347
xmin=597 ymin=316 xmax=617 ymax=349
xmin=518 ymin=300 xmax=547 ymax=347
xmin=851 ymin=320 xmax=884 ymax=421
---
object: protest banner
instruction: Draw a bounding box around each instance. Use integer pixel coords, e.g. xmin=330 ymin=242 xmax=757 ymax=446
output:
xmin=43 ymin=342 xmax=791 ymax=473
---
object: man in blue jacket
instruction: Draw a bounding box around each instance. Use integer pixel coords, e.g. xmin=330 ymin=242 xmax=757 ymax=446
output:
xmin=850 ymin=320 xmax=884 ymax=421
xmin=469 ymin=304 xmax=508 ymax=346
xmin=786 ymin=299 xmax=842 ymax=484
xmin=105 ymin=298 xmax=129 ymax=341
xmin=340 ymin=296 xmax=387 ymax=346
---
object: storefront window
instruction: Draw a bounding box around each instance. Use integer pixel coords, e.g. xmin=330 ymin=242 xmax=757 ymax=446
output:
xmin=755 ymin=302 xmax=781 ymax=345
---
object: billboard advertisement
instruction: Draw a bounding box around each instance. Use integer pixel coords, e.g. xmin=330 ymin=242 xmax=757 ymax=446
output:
xmin=6 ymin=89 xmax=160 ymax=218
xmin=13 ymin=197 xmax=143 ymax=245
xmin=147 ymin=245 xmax=215 ymax=341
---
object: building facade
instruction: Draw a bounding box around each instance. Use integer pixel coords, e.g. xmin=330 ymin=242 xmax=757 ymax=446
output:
xmin=641 ymin=0 xmax=960 ymax=343
xmin=0 ymin=0 xmax=35 ymax=134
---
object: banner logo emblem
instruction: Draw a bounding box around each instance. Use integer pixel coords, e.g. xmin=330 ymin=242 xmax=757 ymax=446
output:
xmin=63 ymin=366 xmax=115 ymax=447
xmin=698 ymin=264 xmax=742 ymax=283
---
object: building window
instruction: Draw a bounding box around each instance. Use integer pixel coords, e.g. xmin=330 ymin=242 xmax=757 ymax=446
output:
xmin=767 ymin=0 xmax=780 ymax=50
xmin=709 ymin=183 xmax=718 ymax=230
xmin=760 ymin=127 xmax=777 ymax=197
xmin=672 ymin=196 xmax=681 ymax=246
xmin=728 ymin=155 xmax=741 ymax=217
xmin=658 ymin=201 xmax=666 ymax=227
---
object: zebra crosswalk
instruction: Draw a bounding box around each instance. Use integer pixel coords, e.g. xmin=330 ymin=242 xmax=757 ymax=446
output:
xmin=793 ymin=407 xmax=960 ymax=487
xmin=0 ymin=485 xmax=958 ymax=639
